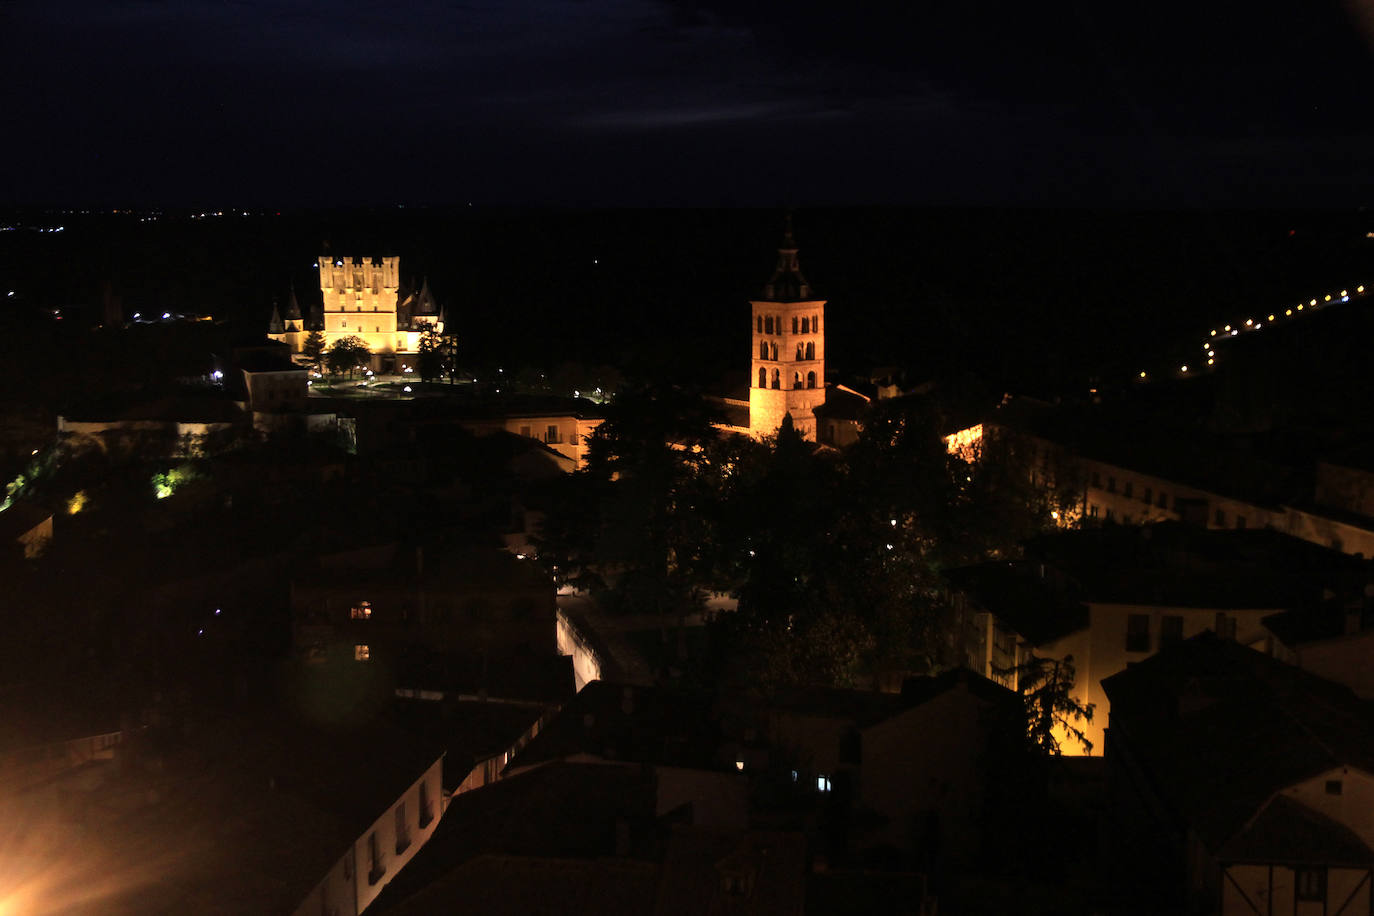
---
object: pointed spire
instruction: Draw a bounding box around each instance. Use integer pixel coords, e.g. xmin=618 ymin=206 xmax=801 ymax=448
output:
xmin=760 ymin=213 xmax=814 ymax=302
xmin=417 ymin=277 xmax=436 ymax=314
xmin=267 ymin=299 xmax=284 ymax=334
xmin=437 ymin=303 xmax=448 ymax=328
xmin=284 ymin=284 xmax=302 ymax=320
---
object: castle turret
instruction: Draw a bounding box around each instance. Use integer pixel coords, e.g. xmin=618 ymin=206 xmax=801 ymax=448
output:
xmin=284 ymin=285 xmax=304 ymax=333
xmin=267 ymin=300 xmax=285 ymax=335
xmin=748 ymin=218 xmax=826 ymax=441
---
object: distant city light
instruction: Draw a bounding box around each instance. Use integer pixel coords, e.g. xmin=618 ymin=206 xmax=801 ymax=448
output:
xmin=403 ymin=385 xmax=412 ymax=392
xmin=1181 ymin=365 xmax=1188 ymax=372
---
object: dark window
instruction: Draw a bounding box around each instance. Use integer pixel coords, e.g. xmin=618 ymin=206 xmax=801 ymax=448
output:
xmin=1143 ymin=486 xmax=1152 ymax=504
xmin=801 ymin=317 xmax=810 ymax=333
xmin=1157 ymin=492 xmax=1168 ymax=508
xmin=1235 ymin=516 xmax=1246 ymax=530
xmin=395 ymin=802 xmax=411 ymax=854
xmin=1160 ymin=615 xmax=1183 ymax=646
xmin=367 ymin=832 xmax=385 ymax=884
xmin=1105 ymin=508 xmax=1115 ymax=521
xmin=760 ymin=341 xmax=768 ymax=359
xmin=546 ymin=424 xmax=559 ymax=444
xmin=519 ymin=425 xmax=531 ymax=438
xmin=1214 ymin=508 xmax=1226 ymax=527
xmin=756 ymin=315 xmax=762 ymax=333
xmin=1295 ymin=867 xmax=1326 ymax=902
xmin=758 ymin=368 xmax=766 ymax=388
xmin=419 ymin=780 xmax=434 ymax=827
xmin=1091 ymin=471 xmax=1102 ymax=488
xmin=771 ymin=369 xmax=780 ymax=389
xmin=770 ymin=342 xmax=778 ymax=360
xmin=796 ymin=343 xmax=804 ymax=360
xmin=1089 ymin=504 xmax=1098 ymax=518
xmin=805 ymin=341 xmax=815 ymax=360
xmin=793 ymin=372 xmax=801 ymax=389
xmin=792 ymin=316 xmax=798 ymax=334
xmin=1126 ymin=614 xmax=1150 ymax=652
xmin=1123 ymin=481 xmax=1133 ymax=498
xmin=807 ymin=371 xmax=817 ymax=389
xmin=1107 ymin=476 xmax=1116 ymax=493
xmin=1326 ymin=779 xmax=1344 ymax=796
xmin=764 ymin=316 xmax=773 ymax=334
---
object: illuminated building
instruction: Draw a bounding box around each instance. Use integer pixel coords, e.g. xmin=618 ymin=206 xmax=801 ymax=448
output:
xmin=269 ymin=258 xmax=445 ymax=371
xmin=747 ymin=224 xmax=827 ymax=441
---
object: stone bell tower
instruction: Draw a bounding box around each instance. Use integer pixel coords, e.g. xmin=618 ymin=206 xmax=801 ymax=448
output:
xmin=748 ymin=220 xmax=826 ymax=441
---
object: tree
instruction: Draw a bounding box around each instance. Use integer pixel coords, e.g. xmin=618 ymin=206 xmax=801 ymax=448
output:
xmin=998 ymin=651 xmax=1095 ymax=755
xmin=416 ymin=329 xmax=443 ymax=383
xmin=325 ymin=336 xmax=370 ymax=379
xmin=302 ymin=330 xmax=326 ymax=372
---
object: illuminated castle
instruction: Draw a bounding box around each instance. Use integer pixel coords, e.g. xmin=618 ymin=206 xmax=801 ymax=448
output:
xmin=269 ymin=256 xmax=445 ymax=370
xmin=749 ymin=224 xmax=827 ymax=441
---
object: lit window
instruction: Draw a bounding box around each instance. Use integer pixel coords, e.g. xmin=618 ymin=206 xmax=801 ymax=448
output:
xmin=355 ymin=645 xmax=370 ymax=661
xmin=351 ymin=601 xmax=372 ymax=620
xmin=817 ymin=775 xmax=831 ymax=792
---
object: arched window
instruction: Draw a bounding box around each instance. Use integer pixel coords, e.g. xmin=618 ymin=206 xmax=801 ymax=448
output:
xmin=771 ymin=369 xmax=780 ymax=389
xmin=801 ymin=317 xmax=810 ymax=333
xmin=764 ymin=316 xmax=773 ymax=335
xmin=792 ymin=316 xmax=798 ymax=334
xmin=813 ymin=314 xmax=819 ymax=332
xmin=805 ymin=341 xmax=815 ymax=360
xmin=807 ymin=371 xmax=817 ymax=389
xmin=760 ymin=341 xmax=769 ymax=359
xmin=756 ymin=315 xmax=762 ymax=333
xmin=758 ymin=367 xmax=767 ymax=388
xmin=795 ymin=343 xmax=804 ymax=360
xmin=793 ymin=372 xmax=802 ymax=388
xmin=770 ymin=342 xmax=778 ymax=360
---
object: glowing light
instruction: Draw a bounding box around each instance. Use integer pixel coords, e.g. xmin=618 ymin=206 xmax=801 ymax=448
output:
xmin=1051 ymin=510 xmax=1060 ymax=520
xmin=1139 ymin=371 xmax=1147 ymax=378
xmin=1310 ymin=299 xmax=1317 ymax=305
xmin=735 ymin=759 xmax=744 ymax=771
xmin=1325 ymin=294 xmax=1332 ymax=301
xmin=215 ymin=608 xmax=221 ymax=615
xmin=890 ymin=518 xmax=898 ymax=527
xmin=1208 ymin=351 xmax=1215 ymax=357
xmin=1341 ymin=290 xmax=1348 ymax=297
xmin=1207 ymin=358 xmax=1214 ymax=365
xmin=1210 ymin=330 xmax=1217 ymax=336
xmin=1181 ymin=365 xmax=1188 ymax=372
xmin=886 ymin=543 xmax=895 ymax=551
xmin=66 ymin=490 xmax=87 ymax=514
xmin=1231 ymin=330 xmax=1238 ymax=335
xmin=1359 ymin=286 xmax=1365 ymax=293
xmin=1245 ymin=319 xmax=1253 ymax=327
xmin=1267 ymin=314 xmax=1275 ymax=322
xmin=1298 ymin=304 xmax=1304 ymax=310
xmin=403 ymin=385 xmax=412 ymax=392
xmin=1224 ymin=325 xmax=1231 ymax=331
xmin=1286 ymin=309 xmax=1292 ymax=316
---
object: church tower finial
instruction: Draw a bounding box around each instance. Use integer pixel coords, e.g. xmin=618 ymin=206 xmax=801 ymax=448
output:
xmin=268 ymin=298 xmax=284 ymax=335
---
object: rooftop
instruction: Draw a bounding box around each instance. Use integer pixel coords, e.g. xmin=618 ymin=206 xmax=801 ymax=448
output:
xmin=1102 ymin=632 xmax=1374 ymax=853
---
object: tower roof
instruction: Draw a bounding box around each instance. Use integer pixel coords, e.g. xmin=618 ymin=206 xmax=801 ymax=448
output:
xmin=759 ymin=217 xmax=817 ymax=302
xmin=267 ymin=300 xmax=284 ymax=334
xmin=284 ymin=285 xmax=302 ymax=321
xmin=415 ymin=277 xmax=439 ymax=315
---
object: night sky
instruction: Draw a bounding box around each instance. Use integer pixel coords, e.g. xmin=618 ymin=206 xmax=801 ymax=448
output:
xmin=5 ymin=0 xmax=1374 ymax=207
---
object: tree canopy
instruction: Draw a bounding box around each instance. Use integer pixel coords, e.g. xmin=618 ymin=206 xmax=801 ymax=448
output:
xmin=324 ymin=335 xmax=371 ymax=379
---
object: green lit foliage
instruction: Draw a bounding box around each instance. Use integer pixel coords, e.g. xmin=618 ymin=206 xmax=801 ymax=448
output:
xmin=416 ymin=328 xmax=444 ymax=383
xmin=324 ymin=335 xmax=371 ymax=379
xmin=150 ymin=465 xmax=200 ymax=501
xmin=302 ymin=330 xmax=327 ymax=372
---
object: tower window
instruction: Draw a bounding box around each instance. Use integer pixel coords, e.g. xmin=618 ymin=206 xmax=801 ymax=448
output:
xmin=764 ymin=316 xmax=773 ymax=334
xmin=792 ymin=316 xmax=798 ymax=334
xmin=760 ymin=341 xmax=768 ymax=359
xmin=801 ymin=317 xmax=810 ymax=333
xmin=770 ymin=342 xmax=777 ymax=360
xmin=756 ymin=315 xmax=762 ymax=333
xmin=771 ymin=369 xmax=780 ymax=389
xmin=793 ymin=372 xmax=801 ymax=388
xmin=805 ymin=341 xmax=815 ymax=360
xmin=813 ymin=314 xmax=819 ymax=331
xmin=796 ymin=343 xmax=804 ymax=360
xmin=807 ymin=371 xmax=817 ymax=389
xmin=758 ymin=368 xmax=766 ymax=388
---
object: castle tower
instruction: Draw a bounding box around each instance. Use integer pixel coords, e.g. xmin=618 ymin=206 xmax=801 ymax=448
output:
xmin=748 ymin=221 xmax=826 ymax=441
